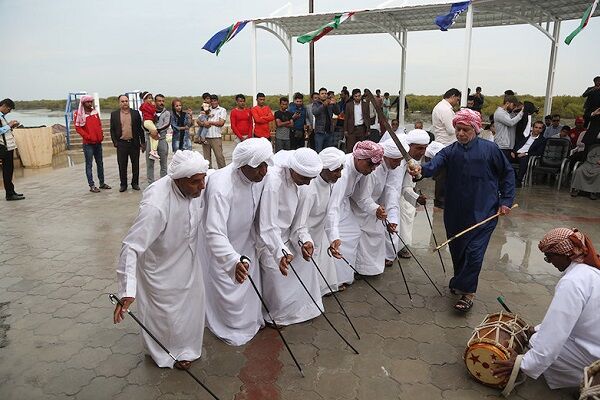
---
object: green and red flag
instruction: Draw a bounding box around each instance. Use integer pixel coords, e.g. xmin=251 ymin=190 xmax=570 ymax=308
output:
xmin=565 ymin=0 xmax=598 ymax=45
xmin=297 ymin=12 xmax=355 ymax=44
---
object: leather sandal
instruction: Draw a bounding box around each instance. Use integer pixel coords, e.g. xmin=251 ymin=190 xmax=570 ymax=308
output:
xmin=454 ymin=295 xmax=474 ymax=313
xmin=89 ymin=186 xmax=100 ymax=193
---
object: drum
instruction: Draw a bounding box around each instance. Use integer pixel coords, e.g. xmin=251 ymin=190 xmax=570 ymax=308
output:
xmin=464 ymin=311 xmax=529 ymax=388
xmin=580 ymin=360 xmax=600 ymax=400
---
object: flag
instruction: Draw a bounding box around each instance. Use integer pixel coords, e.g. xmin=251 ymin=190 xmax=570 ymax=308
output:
xmin=565 ymin=0 xmax=598 ymax=45
xmin=297 ymin=12 xmax=355 ymax=44
xmin=203 ymin=20 xmax=249 ymax=55
xmin=435 ymin=1 xmax=470 ymax=31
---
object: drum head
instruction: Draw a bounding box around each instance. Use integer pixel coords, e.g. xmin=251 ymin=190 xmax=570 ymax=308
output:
xmin=464 ymin=343 xmax=509 ymax=388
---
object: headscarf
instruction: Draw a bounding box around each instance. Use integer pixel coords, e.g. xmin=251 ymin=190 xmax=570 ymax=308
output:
xmin=167 ymin=150 xmax=209 ymax=179
xmin=406 ymin=129 xmax=430 ymax=145
xmin=381 ymin=138 xmax=407 ymax=159
xmin=288 ymin=148 xmax=323 ymax=178
xmin=231 ymin=137 xmax=274 ymax=168
xmin=352 ymin=140 xmax=384 ymax=164
xmin=538 ymin=227 xmax=600 ymax=269
xmin=425 ymin=141 xmax=445 ymax=159
xmin=452 ymin=108 xmax=482 ymax=133
xmin=319 ymin=147 xmax=346 ymax=171
xmin=75 ymin=95 xmax=96 ymax=127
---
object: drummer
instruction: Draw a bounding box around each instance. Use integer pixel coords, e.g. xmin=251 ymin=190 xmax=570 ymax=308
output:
xmin=493 ymin=227 xmax=600 ymax=389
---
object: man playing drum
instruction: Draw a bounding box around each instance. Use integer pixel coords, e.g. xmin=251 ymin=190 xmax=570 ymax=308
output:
xmin=493 ymin=227 xmax=600 ymax=390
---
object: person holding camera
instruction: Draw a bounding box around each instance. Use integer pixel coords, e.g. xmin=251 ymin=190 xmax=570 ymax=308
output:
xmin=311 ymin=87 xmax=340 ymax=152
xmin=288 ymin=92 xmax=309 ymax=150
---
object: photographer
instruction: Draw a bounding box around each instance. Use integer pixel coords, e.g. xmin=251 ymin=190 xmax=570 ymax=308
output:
xmin=311 ymin=87 xmax=340 ymax=152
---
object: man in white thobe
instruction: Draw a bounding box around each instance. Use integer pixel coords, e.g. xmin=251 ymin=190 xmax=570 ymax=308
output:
xmin=201 ymin=138 xmax=274 ymax=346
xmin=258 ymin=148 xmax=324 ymax=326
xmin=395 ymin=130 xmax=430 ymax=258
xmin=326 ymin=141 xmax=384 ymax=289
xmin=493 ymin=227 xmax=600 ymax=390
xmin=292 ymin=147 xmax=346 ymax=296
xmin=114 ymin=150 xmax=209 ymax=369
xmin=351 ymin=139 xmax=405 ymax=276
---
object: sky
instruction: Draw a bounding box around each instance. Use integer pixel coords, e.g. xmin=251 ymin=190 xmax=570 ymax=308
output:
xmin=2 ymin=0 xmax=599 ymax=100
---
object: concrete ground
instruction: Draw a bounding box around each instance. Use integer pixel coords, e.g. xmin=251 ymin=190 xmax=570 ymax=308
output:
xmin=1 ymin=142 xmax=599 ymax=400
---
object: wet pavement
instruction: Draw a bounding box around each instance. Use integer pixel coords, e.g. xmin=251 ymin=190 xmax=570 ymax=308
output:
xmin=1 ymin=142 xmax=599 ymax=400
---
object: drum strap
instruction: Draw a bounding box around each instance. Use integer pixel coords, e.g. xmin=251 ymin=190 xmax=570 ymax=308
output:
xmin=502 ymin=354 xmax=524 ymax=397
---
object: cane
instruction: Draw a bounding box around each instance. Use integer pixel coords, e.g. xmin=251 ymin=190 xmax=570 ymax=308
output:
xmin=385 ymin=220 xmax=443 ymax=297
xmin=239 ymin=256 xmax=304 ymax=377
xmin=497 ymin=296 xmax=513 ymax=314
xmin=420 ymin=190 xmax=447 ymax=274
xmin=384 ymin=228 xmax=413 ymax=301
xmin=327 ymin=248 xmax=402 ymax=314
xmin=282 ymin=249 xmax=359 ymax=354
xmin=108 ymin=294 xmax=222 ymax=400
xmin=298 ymin=240 xmax=360 ymax=339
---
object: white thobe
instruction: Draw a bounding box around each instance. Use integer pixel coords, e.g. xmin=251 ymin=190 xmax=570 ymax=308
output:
xmin=521 ymin=262 xmax=600 ymax=389
xmin=258 ymin=166 xmax=322 ymax=326
xmin=117 ymin=177 xmax=205 ymax=368
xmin=293 ymin=175 xmax=338 ymax=296
xmin=201 ymin=165 xmax=265 ymax=346
xmin=325 ymin=154 xmax=366 ymax=286
xmin=431 ymin=99 xmax=456 ymax=146
xmin=351 ymin=161 xmax=401 ymax=275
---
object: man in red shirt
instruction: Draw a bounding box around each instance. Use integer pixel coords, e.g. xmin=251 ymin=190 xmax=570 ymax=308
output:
xmin=74 ymin=95 xmax=111 ymax=192
xmin=230 ymin=94 xmax=253 ymax=145
xmin=251 ymin=92 xmax=274 ymax=140
xmin=569 ymin=117 xmax=586 ymax=148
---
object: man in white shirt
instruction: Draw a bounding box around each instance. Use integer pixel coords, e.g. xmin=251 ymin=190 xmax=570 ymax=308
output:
xmin=114 ymin=151 xmax=209 ymax=369
xmin=200 ymin=94 xmax=226 ymax=169
xmin=493 ymin=227 xmax=600 ymax=390
xmin=201 ymin=138 xmax=273 ymax=346
xmin=431 ymin=88 xmax=461 ymax=208
xmin=258 ymin=148 xmax=324 ymax=325
xmin=510 ymin=121 xmax=545 ymax=187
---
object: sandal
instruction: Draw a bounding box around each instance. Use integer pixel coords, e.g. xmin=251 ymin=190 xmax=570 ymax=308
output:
xmin=99 ymin=184 xmax=111 ymax=190
xmin=89 ymin=186 xmax=100 ymax=193
xmin=174 ymin=360 xmax=192 ymax=370
xmin=454 ymin=295 xmax=474 ymax=313
xmin=398 ymin=248 xmax=411 ymax=259
xmin=385 ymin=260 xmax=394 ymax=268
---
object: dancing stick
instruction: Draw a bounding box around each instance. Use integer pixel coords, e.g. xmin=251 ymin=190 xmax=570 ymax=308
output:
xmin=497 ymin=296 xmax=513 ymax=314
xmin=108 ymin=294 xmax=222 ymax=400
xmin=327 ymin=248 xmax=402 ymax=314
xmin=385 ymin=220 xmax=443 ymax=297
xmin=434 ymin=204 xmax=519 ymax=252
xmin=282 ymin=249 xmax=359 ymax=354
xmin=298 ymin=240 xmax=360 ymax=339
xmin=385 ymin=228 xmax=413 ymax=301
xmin=240 ymin=256 xmax=304 ymax=377
xmin=420 ymin=190 xmax=446 ymax=274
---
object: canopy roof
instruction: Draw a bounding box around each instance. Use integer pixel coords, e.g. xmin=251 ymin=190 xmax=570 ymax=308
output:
xmin=254 ymin=0 xmax=600 ymax=37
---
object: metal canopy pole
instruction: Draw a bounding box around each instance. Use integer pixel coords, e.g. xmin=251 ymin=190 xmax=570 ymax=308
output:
xmin=461 ymin=3 xmax=474 ymax=108
xmin=288 ymin=36 xmax=294 ymax=100
xmin=544 ymin=20 xmax=561 ymax=116
xmin=399 ymin=29 xmax=407 ymax=126
xmin=251 ymin=21 xmax=258 ymax=106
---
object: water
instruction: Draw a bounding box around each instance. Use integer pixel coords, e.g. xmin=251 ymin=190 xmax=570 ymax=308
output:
xmin=8 ymin=109 xmax=109 ymax=128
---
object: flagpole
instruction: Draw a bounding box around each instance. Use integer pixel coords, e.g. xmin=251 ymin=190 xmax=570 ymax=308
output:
xmin=460 ymin=2 xmax=473 ymax=108
xmin=309 ymin=0 xmax=315 ymax=94
xmin=543 ymin=20 xmax=561 ymax=116
xmin=251 ymin=21 xmax=258 ymax=107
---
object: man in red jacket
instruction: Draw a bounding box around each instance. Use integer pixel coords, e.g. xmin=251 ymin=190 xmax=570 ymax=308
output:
xmin=74 ymin=95 xmax=111 ymax=192
xmin=251 ymin=92 xmax=274 ymax=141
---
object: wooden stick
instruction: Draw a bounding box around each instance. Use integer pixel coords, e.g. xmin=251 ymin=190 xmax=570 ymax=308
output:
xmin=433 ymin=204 xmax=519 ymax=252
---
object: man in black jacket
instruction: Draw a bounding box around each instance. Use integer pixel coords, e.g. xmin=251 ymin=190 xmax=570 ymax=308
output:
xmin=110 ymin=95 xmax=146 ymax=192
xmin=511 ymin=120 xmax=546 ymax=187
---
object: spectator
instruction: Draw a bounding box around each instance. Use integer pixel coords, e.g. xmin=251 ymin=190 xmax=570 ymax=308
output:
xmin=374 ymin=89 xmax=383 ymax=108
xmin=305 ymin=92 xmax=319 ymax=149
xmin=472 ymin=86 xmax=484 ymax=111
xmin=110 ymin=94 xmax=145 ymax=192
xmin=553 ymin=125 xmax=571 ymax=140
xmin=571 ymin=145 xmax=600 ymax=200
xmin=288 ymin=92 xmax=309 ymax=150
xmin=274 ymin=97 xmax=293 ymax=152
xmin=195 ymin=92 xmax=211 ymax=144
xmin=391 ymin=91 xmax=409 ymax=121
xmin=146 ymin=94 xmax=170 ymax=183
xmin=570 ymin=117 xmax=586 ymax=148
xmin=201 ymin=94 xmax=226 ymax=169
xmin=334 ymin=89 xmax=350 ymax=147
xmin=391 ymin=119 xmax=400 ymax=133
xmin=343 ymin=88 xmax=371 ymax=153
xmin=0 ymin=98 xmax=24 ymax=201
xmin=515 ymin=101 xmax=539 ymax=150
xmin=251 ymin=92 xmax=275 ymax=141
xmin=382 ymin=92 xmax=391 ymax=121
xmin=511 ymin=121 xmax=546 ymax=187
xmin=544 ymin=114 xmax=562 ymax=139
xmin=230 ymin=94 xmax=253 ymax=146
xmin=582 ymin=76 xmax=600 ymax=128
xmin=493 ymin=95 xmax=524 ymax=160
xmin=139 ymin=92 xmax=160 ymax=160
xmin=467 ymin=96 xmax=476 ymax=110
xmin=170 ymin=98 xmax=193 ymax=153
xmin=74 ymin=95 xmax=111 ymax=193
xmin=414 ymin=120 xmax=424 ymax=130
xmin=312 ymin=87 xmax=340 ymax=152
xmin=431 ymin=88 xmax=461 ymax=209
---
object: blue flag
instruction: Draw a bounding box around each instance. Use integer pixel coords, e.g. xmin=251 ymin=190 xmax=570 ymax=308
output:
xmin=435 ymin=1 xmax=470 ymax=31
xmin=203 ymin=21 xmax=249 ymax=55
